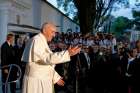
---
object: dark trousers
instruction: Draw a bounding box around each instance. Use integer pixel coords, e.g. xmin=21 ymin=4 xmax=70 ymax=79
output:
xmin=2 ymin=69 xmax=17 ymax=93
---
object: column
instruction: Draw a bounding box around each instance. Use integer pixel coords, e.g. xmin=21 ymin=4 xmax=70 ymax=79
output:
xmin=0 ymin=6 xmax=9 ymax=46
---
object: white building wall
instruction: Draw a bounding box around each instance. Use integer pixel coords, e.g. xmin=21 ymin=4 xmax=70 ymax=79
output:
xmin=32 ymin=0 xmax=41 ymax=28
xmin=8 ymin=0 xmax=33 ymax=26
xmin=41 ymin=1 xmax=80 ymax=33
xmin=63 ymin=16 xmax=79 ymax=33
xmin=0 ymin=0 xmax=80 ymax=46
xmin=0 ymin=0 xmax=33 ymax=46
xmin=41 ymin=2 xmax=62 ymax=31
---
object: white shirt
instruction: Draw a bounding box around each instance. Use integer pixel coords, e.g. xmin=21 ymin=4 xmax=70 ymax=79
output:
xmin=84 ymin=52 xmax=90 ymax=69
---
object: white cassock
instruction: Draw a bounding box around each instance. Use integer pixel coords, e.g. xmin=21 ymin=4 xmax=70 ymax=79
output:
xmin=21 ymin=33 xmax=70 ymax=93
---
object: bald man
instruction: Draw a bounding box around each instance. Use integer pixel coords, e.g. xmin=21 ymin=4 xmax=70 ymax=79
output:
xmin=21 ymin=23 xmax=81 ymax=93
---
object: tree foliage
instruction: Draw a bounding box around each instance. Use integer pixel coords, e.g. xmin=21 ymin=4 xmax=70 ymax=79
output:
xmin=111 ymin=16 xmax=132 ymax=35
xmin=56 ymin=0 xmax=129 ymax=34
xmin=132 ymin=10 xmax=140 ymax=18
xmin=132 ymin=2 xmax=140 ymax=30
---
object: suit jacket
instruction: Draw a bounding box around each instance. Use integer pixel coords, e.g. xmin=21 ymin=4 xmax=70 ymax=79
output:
xmin=79 ymin=52 xmax=89 ymax=69
xmin=21 ymin=33 xmax=71 ymax=93
xmin=1 ymin=42 xmax=16 ymax=66
xmin=127 ymin=58 xmax=140 ymax=84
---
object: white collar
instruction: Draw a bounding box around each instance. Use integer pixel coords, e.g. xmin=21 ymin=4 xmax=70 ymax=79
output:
xmin=7 ymin=41 xmax=11 ymax=46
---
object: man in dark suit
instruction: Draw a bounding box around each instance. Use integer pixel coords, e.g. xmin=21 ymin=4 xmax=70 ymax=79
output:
xmin=1 ymin=33 xmax=17 ymax=93
xmin=77 ymin=46 xmax=90 ymax=93
xmin=127 ymin=49 xmax=140 ymax=93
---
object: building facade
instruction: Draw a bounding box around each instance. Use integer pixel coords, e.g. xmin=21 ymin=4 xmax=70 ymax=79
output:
xmin=0 ymin=0 xmax=80 ymax=46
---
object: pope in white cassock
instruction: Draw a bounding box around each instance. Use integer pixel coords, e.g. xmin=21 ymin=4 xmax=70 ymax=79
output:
xmin=21 ymin=23 xmax=81 ymax=93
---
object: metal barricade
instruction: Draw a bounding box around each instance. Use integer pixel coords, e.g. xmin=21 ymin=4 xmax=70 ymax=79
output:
xmin=0 ymin=64 xmax=22 ymax=93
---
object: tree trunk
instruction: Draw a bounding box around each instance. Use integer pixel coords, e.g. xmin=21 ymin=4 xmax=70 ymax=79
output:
xmin=77 ymin=0 xmax=96 ymax=35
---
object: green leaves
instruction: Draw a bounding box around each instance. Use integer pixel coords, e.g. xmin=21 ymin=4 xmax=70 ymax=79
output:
xmin=111 ymin=16 xmax=132 ymax=35
xmin=132 ymin=10 xmax=140 ymax=18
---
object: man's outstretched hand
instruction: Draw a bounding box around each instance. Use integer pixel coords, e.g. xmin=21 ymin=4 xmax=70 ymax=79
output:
xmin=68 ymin=46 xmax=81 ymax=56
xmin=57 ymin=77 xmax=65 ymax=86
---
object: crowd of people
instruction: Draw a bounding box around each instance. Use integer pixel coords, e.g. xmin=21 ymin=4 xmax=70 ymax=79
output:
xmin=1 ymin=24 xmax=140 ymax=93
xmin=50 ymin=31 xmax=140 ymax=93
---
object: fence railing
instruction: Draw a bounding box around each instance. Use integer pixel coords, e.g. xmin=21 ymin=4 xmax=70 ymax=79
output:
xmin=0 ymin=64 xmax=22 ymax=93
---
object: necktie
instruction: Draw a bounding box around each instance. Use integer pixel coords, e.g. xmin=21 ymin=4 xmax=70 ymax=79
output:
xmin=84 ymin=53 xmax=90 ymax=69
